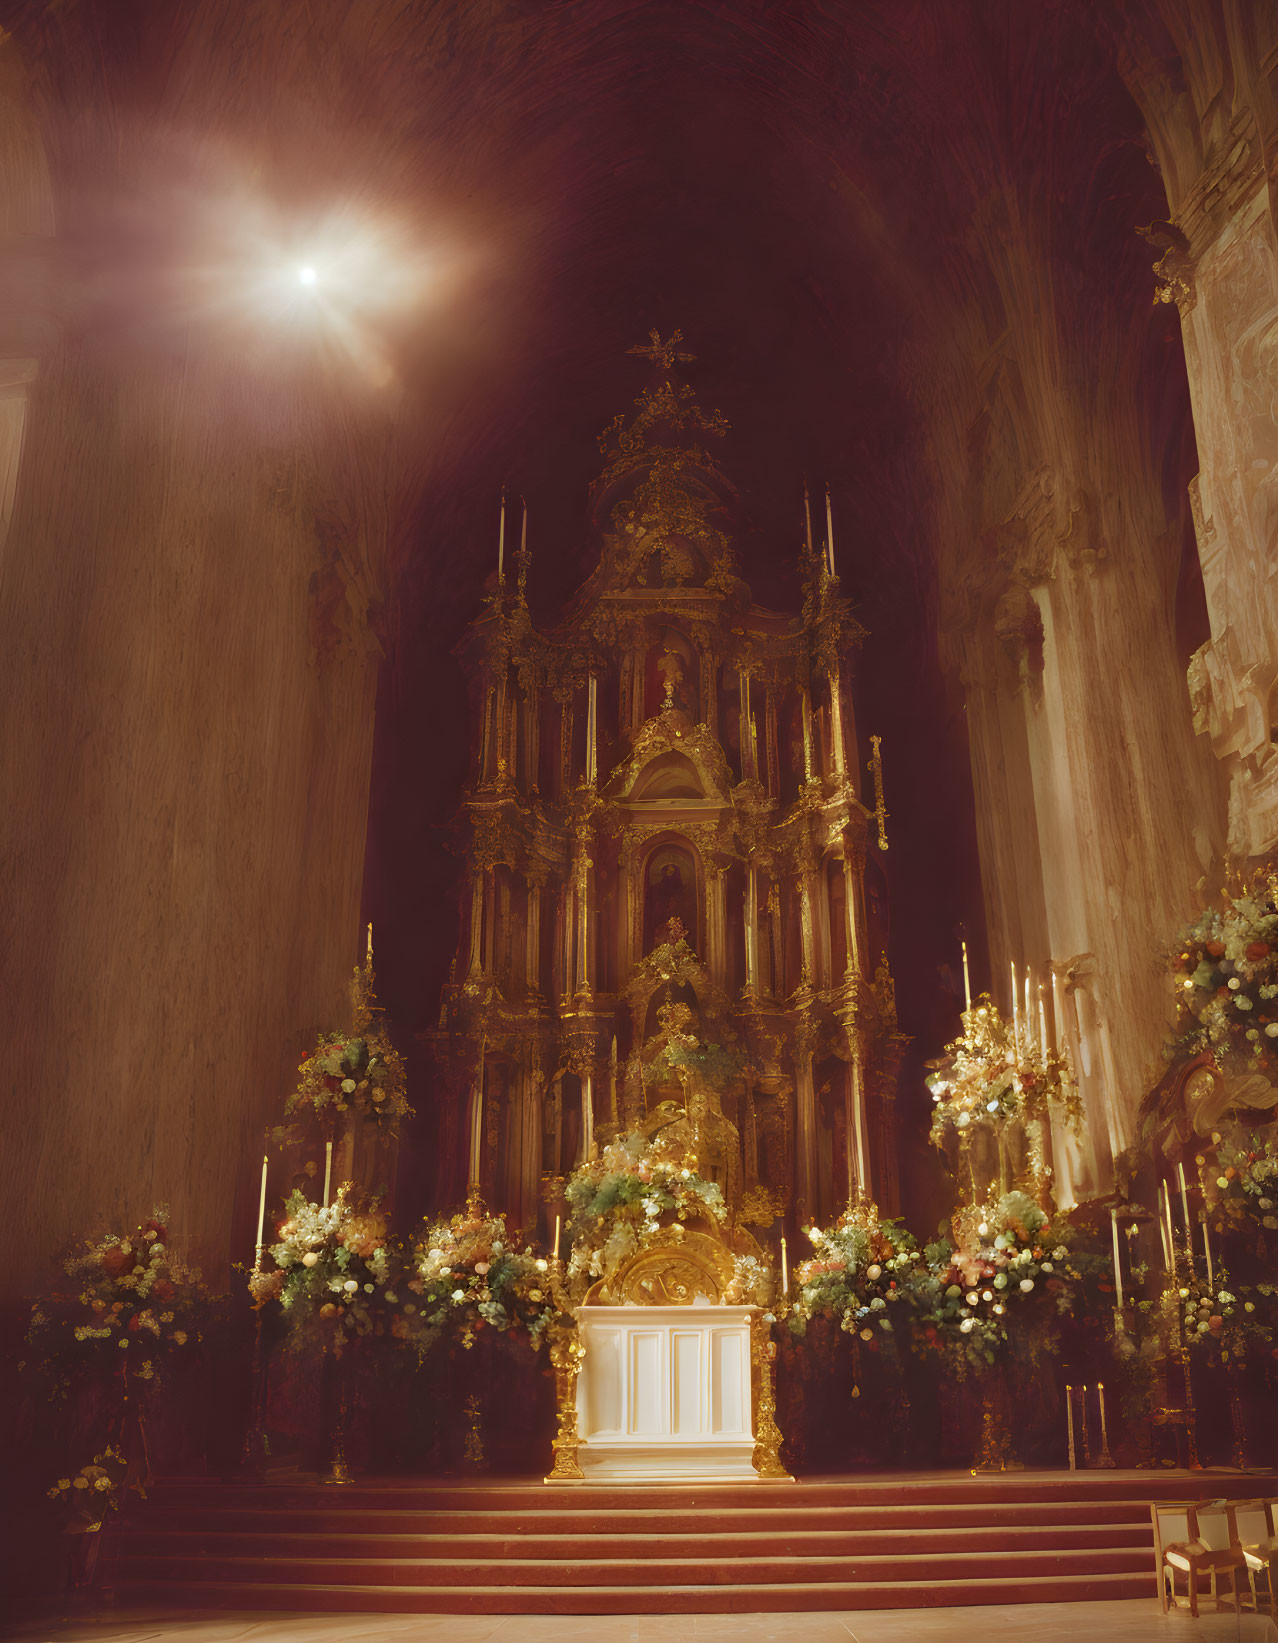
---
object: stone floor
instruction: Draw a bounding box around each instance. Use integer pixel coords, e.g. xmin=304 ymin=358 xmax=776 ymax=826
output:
xmin=5 ymin=1602 xmax=1276 ymax=1643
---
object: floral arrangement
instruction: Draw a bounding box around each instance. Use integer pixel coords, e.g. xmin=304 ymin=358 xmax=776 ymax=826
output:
xmin=1209 ymin=1134 xmax=1278 ymax=1232
xmin=926 ymin=998 xmax=1079 ymax=1148
xmin=787 ymin=1208 xmax=919 ymax=1351
xmin=283 ymin=1025 xmax=411 ymax=1140
xmin=1163 ymin=1267 xmax=1277 ymax=1366
xmin=564 ymin=1132 xmax=726 ymax=1292
xmin=277 ymin=960 xmax=412 ymax=1144
xmin=408 ymin=1210 xmax=561 ymax=1353
xmin=263 ymin=1184 xmax=398 ymax=1353
xmin=1169 ymin=870 xmax=1278 ymax=1077
xmin=47 ymin=1446 xmax=129 ymax=1529
xmin=25 ymin=1211 xmax=209 ymax=1398
xmin=910 ymin=1191 xmax=1089 ymax=1376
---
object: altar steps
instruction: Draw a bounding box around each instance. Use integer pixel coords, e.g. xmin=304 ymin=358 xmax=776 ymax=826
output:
xmin=101 ymin=1472 xmax=1275 ymax=1614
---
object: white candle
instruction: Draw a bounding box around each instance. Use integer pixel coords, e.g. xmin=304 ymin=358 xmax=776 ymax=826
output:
xmin=1097 ymin=1382 xmax=1110 ymax=1452
xmin=255 ymin=1153 xmax=268 ymax=1270
xmin=961 ymin=941 xmax=972 ymax=1013
xmin=1161 ymin=1180 xmax=1177 ymax=1273
xmin=582 ymin=1074 xmax=594 ymax=1162
xmin=1157 ymin=1185 xmax=1171 ymax=1267
xmin=1038 ymin=986 xmax=1048 ymax=1059
xmin=1011 ymin=961 xmax=1021 ymax=1051
xmin=1110 ymin=1209 xmax=1124 ymax=1309
xmin=1051 ymin=970 xmax=1064 ymax=1054
xmin=553 ymin=1214 xmax=561 ymax=1263
xmin=1024 ymin=970 xmax=1033 ymax=1055
xmin=1176 ymin=1161 xmax=1192 ymax=1238
xmin=497 ymin=489 xmax=506 ymax=582
xmin=824 ymin=484 xmax=836 ymax=577
xmin=366 ymin=922 xmax=373 ymax=964
xmin=322 ymin=1140 xmax=332 ymax=1208
xmin=1202 ymin=1215 xmax=1214 ymax=1287
xmin=781 ymin=1236 xmax=789 ymax=1295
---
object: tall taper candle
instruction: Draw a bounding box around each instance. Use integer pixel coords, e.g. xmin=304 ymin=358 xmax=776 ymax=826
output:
xmin=1066 ymin=1384 xmax=1076 ymax=1470
xmin=255 ymin=1153 xmax=268 ymax=1271
xmin=367 ymin=921 xmax=373 ymax=964
xmin=1161 ymin=1179 xmax=1177 ymax=1274
xmin=1097 ymin=1382 xmax=1110 ymax=1453
xmin=1051 ymin=970 xmax=1064 ymax=1054
xmin=825 ymin=484 xmax=836 ymax=578
xmin=322 ymin=1140 xmax=332 ymax=1209
xmin=497 ymin=488 xmax=506 ymax=582
xmin=1038 ymin=985 xmax=1048 ymax=1059
xmin=553 ymin=1214 xmax=561 ymax=1263
xmin=1177 ymin=1160 xmax=1192 ymax=1237
xmin=1110 ymin=1208 xmax=1124 ymax=1310
xmin=1202 ymin=1214 xmax=1214 ymax=1287
xmin=1157 ymin=1184 xmax=1171 ymax=1267
xmin=961 ymin=940 xmax=972 ymax=1013
xmin=1011 ymin=961 xmax=1021 ymax=1052
xmin=781 ymin=1236 xmax=789 ymax=1295
xmin=1024 ymin=970 xmax=1033 ymax=1054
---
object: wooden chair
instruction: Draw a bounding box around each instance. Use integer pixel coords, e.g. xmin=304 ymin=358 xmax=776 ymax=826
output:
xmin=1152 ymin=1499 xmax=1246 ymax=1617
xmin=1229 ymin=1498 xmax=1278 ymax=1617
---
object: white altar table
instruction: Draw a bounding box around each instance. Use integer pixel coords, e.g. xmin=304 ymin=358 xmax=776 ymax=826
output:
xmin=573 ymin=1302 xmax=762 ymax=1482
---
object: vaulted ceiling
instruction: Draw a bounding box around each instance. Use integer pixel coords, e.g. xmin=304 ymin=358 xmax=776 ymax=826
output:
xmin=5 ymin=0 xmax=1195 ymax=1214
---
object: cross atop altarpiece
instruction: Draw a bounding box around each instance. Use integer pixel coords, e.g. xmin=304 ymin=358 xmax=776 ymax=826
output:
xmin=627 ymin=328 xmax=696 ymax=370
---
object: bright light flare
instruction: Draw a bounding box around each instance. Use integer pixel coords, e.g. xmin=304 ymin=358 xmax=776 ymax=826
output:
xmin=297 ymin=265 xmax=318 ymax=286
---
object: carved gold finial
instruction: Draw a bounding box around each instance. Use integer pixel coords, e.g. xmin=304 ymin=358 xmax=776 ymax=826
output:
xmin=627 ymin=328 xmax=696 ymax=370
xmin=869 ymin=734 xmax=889 ymax=852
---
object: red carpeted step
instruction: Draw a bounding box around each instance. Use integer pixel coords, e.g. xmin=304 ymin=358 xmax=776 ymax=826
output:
xmin=132 ymin=1498 xmax=1154 ymax=1536
xmin=113 ymin=1522 xmax=1152 ymax=1561
xmin=110 ymin=1548 xmax=1154 ymax=1590
xmin=104 ymin=1569 xmax=1155 ymax=1614
xmin=102 ymin=1470 xmax=1278 ymax=1614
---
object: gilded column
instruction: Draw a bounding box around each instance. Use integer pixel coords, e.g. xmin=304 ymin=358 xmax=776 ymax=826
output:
xmin=738 ymin=668 xmax=756 ymax=781
xmin=765 ymin=685 xmax=779 ymax=797
xmin=846 ymin=1049 xmax=869 ymax=1207
xmin=701 ymin=652 xmax=718 ymax=734
xmin=574 ymin=846 xmax=590 ymax=994
xmin=800 ymin=687 xmax=815 ymax=783
xmin=586 ymin=675 xmax=598 ymax=786
xmin=841 ymin=853 xmax=861 ymax=977
xmin=525 ymin=872 xmax=543 ymax=998
xmin=466 ymin=871 xmax=485 ymax=978
xmin=744 ymin=865 xmax=759 ymax=995
xmin=829 ymin=667 xmax=847 ymax=780
xmin=524 ymin=687 xmax=540 ymax=791
xmin=705 ymin=862 xmax=726 ymax=984
xmin=798 ymin=863 xmax=816 ymax=986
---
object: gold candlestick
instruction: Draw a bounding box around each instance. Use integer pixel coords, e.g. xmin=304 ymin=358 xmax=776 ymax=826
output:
xmin=1066 ymin=1383 xmax=1076 ymax=1470
xmin=1092 ymin=1383 xmax=1116 ymax=1467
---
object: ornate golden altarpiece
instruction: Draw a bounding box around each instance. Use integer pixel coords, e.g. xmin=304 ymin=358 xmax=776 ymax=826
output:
xmin=423 ymin=331 xmax=905 ymax=1239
